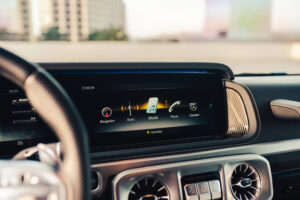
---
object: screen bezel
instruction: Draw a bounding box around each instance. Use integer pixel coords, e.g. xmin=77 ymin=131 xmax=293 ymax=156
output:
xmin=53 ymin=70 xmax=228 ymax=150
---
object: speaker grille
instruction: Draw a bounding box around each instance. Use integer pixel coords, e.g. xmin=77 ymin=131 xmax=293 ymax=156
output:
xmin=226 ymin=88 xmax=249 ymax=137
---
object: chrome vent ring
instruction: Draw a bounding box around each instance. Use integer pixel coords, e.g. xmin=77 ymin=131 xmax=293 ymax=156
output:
xmin=128 ymin=177 xmax=169 ymax=200
xmin=231 ymin=164 xmax=261 ymax=200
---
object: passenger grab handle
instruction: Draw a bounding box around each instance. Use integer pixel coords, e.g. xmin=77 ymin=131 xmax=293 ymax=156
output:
xmin=270 ymin=99 xmax=300 ymax=120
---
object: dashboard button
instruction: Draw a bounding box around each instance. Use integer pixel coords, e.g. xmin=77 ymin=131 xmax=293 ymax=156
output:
xmin=197 ymin=181 xmax=211 ymax=200
xmin=208 ymin=180 xmax=221 ymax=199
xmin=184 ymin=184 xmax=199 ymax=200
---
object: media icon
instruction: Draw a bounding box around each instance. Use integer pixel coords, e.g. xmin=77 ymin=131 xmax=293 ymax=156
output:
xmin=146 ymin=97 xmax=159 ymax=114
xmin=168 ymin=100 xmax=181 ymax=113
xmin=189 ymin=102 xmax=198 ymax=112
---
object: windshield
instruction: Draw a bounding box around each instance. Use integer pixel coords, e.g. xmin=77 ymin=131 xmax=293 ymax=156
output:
xmin=0 ymin=0 xmax=300 ymax=74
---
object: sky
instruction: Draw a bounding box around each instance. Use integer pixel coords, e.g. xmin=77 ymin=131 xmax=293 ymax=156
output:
xmin=1 ymin=0 xmax=300 ymax=40
xmin=123 ymin=0 xmax=300 ymax=39
xmin=0 ymin=0 xmax=18 ymax=32
xmin=0 ymin=0 xmax=206 ymax=39
xmin=123 ymin=0 xmax=206 ymax=39
xmin=272 ymin=0 xmax=300 ymax=34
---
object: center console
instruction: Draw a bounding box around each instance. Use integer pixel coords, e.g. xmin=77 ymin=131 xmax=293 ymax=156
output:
xmin=113 ymin=154 xmax=272 ymax=200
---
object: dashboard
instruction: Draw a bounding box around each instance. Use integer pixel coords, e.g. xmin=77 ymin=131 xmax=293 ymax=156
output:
xmin=1 ymin=62 xmax=300 ymax=200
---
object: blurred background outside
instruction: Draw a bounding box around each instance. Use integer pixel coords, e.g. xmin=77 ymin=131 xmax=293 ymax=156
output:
xmin=0 ymin=0 xmax=300 ymax=74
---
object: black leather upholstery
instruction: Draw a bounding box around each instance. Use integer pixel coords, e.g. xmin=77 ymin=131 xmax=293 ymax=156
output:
xmin=0 ymin=47 xmax=91 ymax=200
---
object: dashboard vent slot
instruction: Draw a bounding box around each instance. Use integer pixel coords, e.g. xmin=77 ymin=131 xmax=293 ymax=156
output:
xmin=231 ymin=164 xmax=261 ymax=200
xmin=226 ymin=88 xmax=249 ymax=137
xmin=128 ymin=177 xmax=169 ymax=200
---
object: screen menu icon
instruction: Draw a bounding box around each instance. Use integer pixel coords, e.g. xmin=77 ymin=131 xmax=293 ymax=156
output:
xmin=189 ymin=102 xmax=198 ymax=112
xmin=168 ymin=100 xmax=182 ymax=113
xmin=146 ymin=97 xmax=159 ymax=114
xmin=102 ymin=107 xmax=112 ymax=118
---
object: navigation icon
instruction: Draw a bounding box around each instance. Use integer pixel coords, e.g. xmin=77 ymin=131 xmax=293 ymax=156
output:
xmin=102 ymin=107 xmax=112 ymax=118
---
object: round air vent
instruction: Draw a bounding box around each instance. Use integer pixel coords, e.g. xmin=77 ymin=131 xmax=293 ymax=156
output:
xmin=128 ymin=177 xmax=169 ymax=200
xmin=230 ymin=164 xmax=261 ymax=200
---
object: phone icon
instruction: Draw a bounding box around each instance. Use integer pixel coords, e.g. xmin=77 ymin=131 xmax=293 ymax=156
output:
xmin=168 ymin=100 xmax=181 ymax=113
xmin=146 ymin=97 xmax=159 ymax=114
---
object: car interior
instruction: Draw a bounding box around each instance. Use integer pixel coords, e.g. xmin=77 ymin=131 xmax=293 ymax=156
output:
xmin=1 ymin=1 xmax=300 ymax=200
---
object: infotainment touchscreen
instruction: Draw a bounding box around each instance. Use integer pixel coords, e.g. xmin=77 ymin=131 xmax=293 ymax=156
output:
xmin=54 ymin=70 xmax=227 ymax=149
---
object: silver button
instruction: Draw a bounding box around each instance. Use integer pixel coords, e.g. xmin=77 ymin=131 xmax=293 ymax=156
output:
xmin=208 ymin=180 xmax=221 ymax=199
xmin=197 ymin=181 xmax=211 ymax=200
xmin=184 ymin=184 xmax=199 ymax=200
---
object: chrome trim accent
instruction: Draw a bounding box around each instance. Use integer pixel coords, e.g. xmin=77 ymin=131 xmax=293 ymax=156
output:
xmin=226 ymin=88 xmax=249 ymax=136
xmin=91 ymin=170 xmax=103 ymax=194
xmin=113 ymin=154 xmax=273 ymax=200
xmin=225 ymin=81 xmax=260 ymax=138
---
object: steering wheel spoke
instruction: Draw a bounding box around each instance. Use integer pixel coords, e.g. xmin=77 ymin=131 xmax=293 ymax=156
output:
xmin=0 ymin=160 xmax=66 ymax=200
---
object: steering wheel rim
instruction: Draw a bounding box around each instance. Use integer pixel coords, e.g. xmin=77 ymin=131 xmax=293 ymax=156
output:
xmin=0 ymin=47 xmax=91 ymax=200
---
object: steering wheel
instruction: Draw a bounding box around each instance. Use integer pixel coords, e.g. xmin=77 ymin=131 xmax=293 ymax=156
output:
xmin=0 ymin=47 xmax=91 ymax=200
